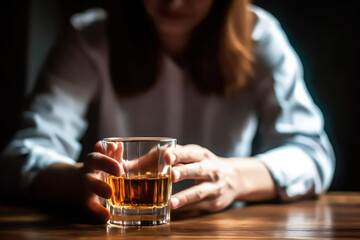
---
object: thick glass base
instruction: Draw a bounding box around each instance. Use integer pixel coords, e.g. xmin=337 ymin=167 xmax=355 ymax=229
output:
xmin=107 ymin=203 xmax=170 ymax=226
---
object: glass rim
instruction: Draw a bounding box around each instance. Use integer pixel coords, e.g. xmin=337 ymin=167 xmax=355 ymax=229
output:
xmin=102 ymin=137 xmax=176 ymax=143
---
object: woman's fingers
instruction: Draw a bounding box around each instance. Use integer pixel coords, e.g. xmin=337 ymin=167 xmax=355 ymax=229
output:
xmin=94 ymin=141 xmax=104 ymax=154
xmin=85 ymin=152 xmax=122 ymax=176
xmin=169 ymin=145 xmax=214 ymax=165
xmin=124 ymin=146 xmax=159 ymax=172
xmin=85 ymin=173 xmax=112 ymax=199
xmin=165 ymin=151 xmax=177 ymax=165
xmin=172 ymin=163 xmax=220 ymax=182
xmin=105 ymin=141 xmax=124 ymax=161
xmin=170 ymin=181 xmax=224 ymax=210
xmin=84 ymin=194 xmax=111 ymax=224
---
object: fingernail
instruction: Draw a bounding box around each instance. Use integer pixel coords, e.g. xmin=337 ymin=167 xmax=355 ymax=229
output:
xmin=171 ymin=197 xmax=180 ymax=208
xmin=173 ymin=168 xmax=180 ymax=181
xmin=170 ymin=153 xmax=176 ymax=164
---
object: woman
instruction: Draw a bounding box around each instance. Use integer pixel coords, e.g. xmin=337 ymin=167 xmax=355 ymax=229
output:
xmin=0 ymin=0 xmax=335 ymax=223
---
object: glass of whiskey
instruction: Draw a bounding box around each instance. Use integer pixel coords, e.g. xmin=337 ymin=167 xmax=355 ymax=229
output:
xmin=102 ymin=137 xmax=176 ymax=226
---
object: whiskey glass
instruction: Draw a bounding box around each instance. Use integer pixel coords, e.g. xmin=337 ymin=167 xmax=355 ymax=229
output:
xmin=102 ymin=137 xmax=176 ymax=226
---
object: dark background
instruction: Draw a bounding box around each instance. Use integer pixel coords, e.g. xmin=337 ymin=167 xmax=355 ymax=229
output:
xmin=1 ymin=0 xmax=359 ymax=191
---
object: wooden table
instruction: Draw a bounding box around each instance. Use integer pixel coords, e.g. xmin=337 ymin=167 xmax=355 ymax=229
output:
xmin=0 ymin=192 xmax=359 ymax=239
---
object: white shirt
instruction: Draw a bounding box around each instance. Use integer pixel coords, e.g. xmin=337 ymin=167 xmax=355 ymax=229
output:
xmin=0 ymin=6 xmax=335 ymax=201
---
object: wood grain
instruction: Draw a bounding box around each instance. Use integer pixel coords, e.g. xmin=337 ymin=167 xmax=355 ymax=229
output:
xmin=0 ymin=192 xmax=359 ymax=239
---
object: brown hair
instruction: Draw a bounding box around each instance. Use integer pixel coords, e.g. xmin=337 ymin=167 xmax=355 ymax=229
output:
xmin=104 ymin=0 xmax=253 ymax=97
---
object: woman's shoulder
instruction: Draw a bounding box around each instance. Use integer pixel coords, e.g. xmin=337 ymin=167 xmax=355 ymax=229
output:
xmin=250 ymin=5 xmax=282 ymax=42
xmin=250 ymin=5 xmax=299 ymax=73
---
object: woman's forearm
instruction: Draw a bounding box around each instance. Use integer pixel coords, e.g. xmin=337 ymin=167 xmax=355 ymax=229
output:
xmin=227 ymin=157 xmax=277 ymax=202
xmin=30 ymin=162 xmax=85 ymax=204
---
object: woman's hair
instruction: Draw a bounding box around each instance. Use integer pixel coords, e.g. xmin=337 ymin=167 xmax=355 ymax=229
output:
xmin=104 ymin=0 xmax=253 ymax=97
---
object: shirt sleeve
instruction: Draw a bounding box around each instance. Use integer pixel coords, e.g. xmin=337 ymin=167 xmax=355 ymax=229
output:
xmin=0 ymin=22 xmax=99 ymax=195
xmin=251 ymin=6 xmax=335 ymax=201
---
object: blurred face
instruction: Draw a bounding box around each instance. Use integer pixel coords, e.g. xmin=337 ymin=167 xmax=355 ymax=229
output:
xmin=143 ymin=0 xmax=214 ymax=37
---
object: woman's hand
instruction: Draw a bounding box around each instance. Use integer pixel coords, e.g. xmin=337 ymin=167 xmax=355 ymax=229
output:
xmin=169 ymin=144 xmax=239 ymax=212
xmin=168 ymin=144 xmax=276 ymax=212
xmin=82 ymin=141 xmax=173 ymax=223
xmin=29 ymin=141 xmax=119 ymax=224
xmin=82 ymin=141 xmax=121 ymax=223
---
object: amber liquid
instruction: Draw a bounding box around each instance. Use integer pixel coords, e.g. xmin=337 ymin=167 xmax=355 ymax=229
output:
xmin=106 ymin=174 xmax=171 ymax=209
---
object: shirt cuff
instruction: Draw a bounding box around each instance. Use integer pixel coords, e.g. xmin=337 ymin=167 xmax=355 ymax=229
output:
xmin=255 ymin=145 xmax=318 ymax=201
